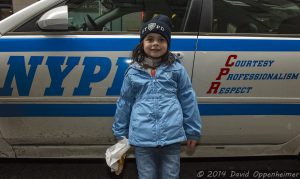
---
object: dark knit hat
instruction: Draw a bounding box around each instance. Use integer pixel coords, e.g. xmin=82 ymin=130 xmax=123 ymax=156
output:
xmin=140 ymin=15 xmax=172 ymax=46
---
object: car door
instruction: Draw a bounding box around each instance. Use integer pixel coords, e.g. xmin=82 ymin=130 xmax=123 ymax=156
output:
xmin=193 ymin=0 xmax=300 ymax=145
xmin=0 ymin=0 xmax=201 ymax=153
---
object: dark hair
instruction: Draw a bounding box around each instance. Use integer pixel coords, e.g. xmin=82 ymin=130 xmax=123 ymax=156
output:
xmin=131 ymin=42 xmax=176 ymax=66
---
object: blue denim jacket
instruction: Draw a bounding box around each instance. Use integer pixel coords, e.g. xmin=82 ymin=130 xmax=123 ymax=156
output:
xmin=112 ymin=60 xmax=201 ymax=147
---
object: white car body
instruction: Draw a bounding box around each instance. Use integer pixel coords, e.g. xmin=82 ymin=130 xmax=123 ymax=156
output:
xmin=0 ymin=0 xmax=300 ymax=158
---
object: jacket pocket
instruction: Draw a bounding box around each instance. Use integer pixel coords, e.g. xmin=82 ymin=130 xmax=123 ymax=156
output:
xmin=130 ymin=101 xmax=155 ymax=143
xmin=160 ymin=99 xmax=184 ymax=139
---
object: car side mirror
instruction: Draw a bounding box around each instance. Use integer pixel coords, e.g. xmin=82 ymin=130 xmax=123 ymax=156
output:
xmin=37 ymin=5 xmax=68 ymax=31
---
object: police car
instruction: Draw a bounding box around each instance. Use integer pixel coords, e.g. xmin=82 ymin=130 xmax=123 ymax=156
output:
xmin=0 ymin=0 xmax=300 ymax=158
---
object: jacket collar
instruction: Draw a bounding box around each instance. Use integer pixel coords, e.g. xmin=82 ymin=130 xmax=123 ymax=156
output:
xmin=129 ymin=58 xmax=181 ymax=76
xmin=130 ymin=62 xmax=168 ymax=73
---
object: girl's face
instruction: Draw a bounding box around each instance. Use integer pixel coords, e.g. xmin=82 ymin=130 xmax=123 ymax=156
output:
xmin=143 ymin=33 xmax=168 ymax=59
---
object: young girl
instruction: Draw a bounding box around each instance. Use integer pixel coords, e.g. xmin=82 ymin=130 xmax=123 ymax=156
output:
xmin=112 ymin=14 xmax=201 ymax=179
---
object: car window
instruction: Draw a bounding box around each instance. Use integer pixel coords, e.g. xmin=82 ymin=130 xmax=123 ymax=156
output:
xmin=0 ymin=1 xmax=13 ymax=20
xmin=68 ymin=0 xmax=191 ymax=32
xmin=213 ymin=0 xmax=300 ymax=34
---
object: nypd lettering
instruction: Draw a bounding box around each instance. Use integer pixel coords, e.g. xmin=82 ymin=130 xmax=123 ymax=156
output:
xmin=0 ymin=55 xmax=129 ymax=96
xmin=141 ymin=23 xmax=165 ymax=34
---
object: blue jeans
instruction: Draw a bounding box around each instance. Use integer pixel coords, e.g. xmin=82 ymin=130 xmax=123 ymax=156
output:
xmin=134 ymin=143 xmax=181 ymax=179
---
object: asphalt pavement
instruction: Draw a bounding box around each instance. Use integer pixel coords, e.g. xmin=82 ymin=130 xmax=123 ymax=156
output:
xmin=0 ymin=156 xmax=300 ymax=179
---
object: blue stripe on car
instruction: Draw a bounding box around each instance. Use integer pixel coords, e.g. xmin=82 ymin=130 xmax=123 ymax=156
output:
xmin=0 ymin=104 xmax=300 ymax=117
xmin=0 ymin=38 xmax=300 ymax=51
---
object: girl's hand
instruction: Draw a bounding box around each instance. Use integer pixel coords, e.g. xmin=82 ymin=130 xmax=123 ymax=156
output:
xmin=187 ymin=140 xmax=197 ymax=151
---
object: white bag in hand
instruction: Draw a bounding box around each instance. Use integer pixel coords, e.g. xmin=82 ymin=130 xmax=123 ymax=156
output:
xmin=105 ymin=137 xmax=130 ymax=175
